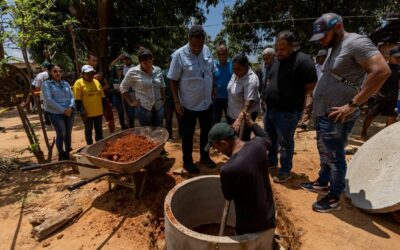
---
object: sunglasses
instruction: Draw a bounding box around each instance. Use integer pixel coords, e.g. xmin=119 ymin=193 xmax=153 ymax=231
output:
xmin=52 ymin=70 xmax=63 ymax=73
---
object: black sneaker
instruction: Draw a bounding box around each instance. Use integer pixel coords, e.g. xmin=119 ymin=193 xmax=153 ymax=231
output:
xmin=300 ymin=181 xmax=329 ymax=194
xmin=199 ymin=157 xmax=216 ymax=169
xmin=183 ymin=162 xmax=200 ymax=174
xmin=272 ymin=172 xmax=291 ymax=183
xmin=312 ymin=193 xmax=341 ymax=213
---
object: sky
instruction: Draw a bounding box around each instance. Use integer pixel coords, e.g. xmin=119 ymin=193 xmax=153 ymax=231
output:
xmin=5 ymin=1 xmax=232 ymax=61
xmin=202 ymin=0 xmax=234 ymax=39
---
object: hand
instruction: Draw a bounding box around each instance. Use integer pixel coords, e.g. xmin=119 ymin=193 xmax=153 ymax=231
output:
xmin=243 ymin=111 xmax=254 ymax=127
xmin=64 ymin=108 xmax=72 ymax=117
xmin=328 ymin=104 xmax=356 ymax=123
xmin=130 ymin=99 xmax=141 ymax=107
xmin=232 ymin=114 xmax=243 ymax=133
xmin=119 ymin=54 xmax=125 ymax=60
xmin=174 ymin=101 xmax=184 ymax=116
xmin=212 ymin=87 xmax=217 ymax=101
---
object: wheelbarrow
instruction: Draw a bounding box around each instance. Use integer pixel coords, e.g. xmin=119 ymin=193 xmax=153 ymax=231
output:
xmin=21 ymin=127 xmax=169 ymax=198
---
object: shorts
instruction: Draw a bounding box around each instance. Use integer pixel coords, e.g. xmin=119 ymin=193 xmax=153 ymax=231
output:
xmin=367 ymin=98 xmax=397 ymax=117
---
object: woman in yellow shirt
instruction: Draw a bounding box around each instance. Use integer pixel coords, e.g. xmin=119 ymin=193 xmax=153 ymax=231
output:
xmin=73 ymin=65 xmax=107 ymax=145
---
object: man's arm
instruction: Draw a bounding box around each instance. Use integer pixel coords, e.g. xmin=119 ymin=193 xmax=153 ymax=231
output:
xmin=170 ymin=79 xmax=183 ymax=115
xmin=242 ymin=112 xmax=272 ymax=147
xmin=305 ymin=82 xmax=316 ymax=95
xmin=329 ymin=54 xmax=391 ymax=122
xmin=120 ymin=71 xmax=140 ymax=107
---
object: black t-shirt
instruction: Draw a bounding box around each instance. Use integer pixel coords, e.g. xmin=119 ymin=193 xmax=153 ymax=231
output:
xmin=375 ymin=63 xmax=399 ymax=100
xmin=220 ymin=136 xmax=275 ymax=235
xmin=266 ymin=50 xmax=317 ymax=112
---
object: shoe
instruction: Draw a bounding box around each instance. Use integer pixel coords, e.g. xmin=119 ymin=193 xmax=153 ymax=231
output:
xmin=58 ymin=152 xmax=69 ymax=161
xmin=312 ymin=193 xmax=341 ymax=213
xmin=183 ymin=162 xmax=200 ymax=174
xmin=199 ymin=157 xmax=216 ymax=169
xmin=300 ymin=180 xmax=329 ymax=194
xmin=273 ymin=172 xmax=291 ymax=183
xmin=45 ymin=123 xmax=52 ymax=128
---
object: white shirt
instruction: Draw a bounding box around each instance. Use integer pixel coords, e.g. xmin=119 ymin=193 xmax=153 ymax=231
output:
xmin=120 ymin=65 xmax=165 ymax=111
xmin=227 ymin=68 xmax=260 ymax=119
xmin=167 ymin=44 xmax=215 ymax=111
xmin=33 ymin=71 xmax=49 ymax=89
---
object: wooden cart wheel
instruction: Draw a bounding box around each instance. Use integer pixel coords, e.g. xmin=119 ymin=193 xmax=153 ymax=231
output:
xmin=0 ymin=64 xmax=31 ymax=107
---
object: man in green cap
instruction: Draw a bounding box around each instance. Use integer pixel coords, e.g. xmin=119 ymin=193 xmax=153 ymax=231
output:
xmin=205 ymin=114 xmax=275 ymax=235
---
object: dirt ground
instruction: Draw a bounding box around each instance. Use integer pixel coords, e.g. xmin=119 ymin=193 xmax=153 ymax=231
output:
xmin=0 ymin=107 xmax=399 ymax=250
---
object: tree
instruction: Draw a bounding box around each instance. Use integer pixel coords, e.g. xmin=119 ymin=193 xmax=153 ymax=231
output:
xmin=223 ymin=0 xmax=400 ymax=56
xmin=3 ymin=0 xmax=62 ymax=79
xmin=29 ymin=0 xmax=219 ymax=75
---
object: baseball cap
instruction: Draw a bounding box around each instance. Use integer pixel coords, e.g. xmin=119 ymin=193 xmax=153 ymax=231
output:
xmin=310 ymin=13 xmax=343 ymax=42
xmin=316 ymin=49 xmax=328 ymax=57
xmin=204 ymin=123 xmax=235 ymax=151
xmin=389 ymin=46 xmax=400 ymax=57
xmin=81 ymin=65 xmax=96 ymax=73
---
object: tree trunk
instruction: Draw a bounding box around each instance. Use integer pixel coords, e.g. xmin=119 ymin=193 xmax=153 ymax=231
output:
xmin=97 ymin=0 xmax=111 ymax=76
xmin=0 ymin=42 xmax=4 ymax=60
xmin=21 ymin=46 xmax=33 ymax=83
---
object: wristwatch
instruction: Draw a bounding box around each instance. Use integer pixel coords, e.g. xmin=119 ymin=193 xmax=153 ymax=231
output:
xmin=348 ymin=100 xmax=359 ymax=108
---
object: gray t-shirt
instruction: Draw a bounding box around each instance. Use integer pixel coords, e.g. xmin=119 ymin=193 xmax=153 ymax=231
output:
xmin=313 ymin=33 xmax=379 ymax=120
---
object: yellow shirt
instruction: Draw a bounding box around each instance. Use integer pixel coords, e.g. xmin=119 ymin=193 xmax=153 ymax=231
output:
xmin=73 ymin=78 xmax=105 ymax=117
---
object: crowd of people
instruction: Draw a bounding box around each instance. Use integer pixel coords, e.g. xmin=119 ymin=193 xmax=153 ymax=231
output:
xmin=26 ymin=12 xmax=399 ymax=236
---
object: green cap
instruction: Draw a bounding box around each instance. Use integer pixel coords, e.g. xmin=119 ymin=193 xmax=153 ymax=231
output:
xmin=204 ymin=123 xmax=235 ymax=151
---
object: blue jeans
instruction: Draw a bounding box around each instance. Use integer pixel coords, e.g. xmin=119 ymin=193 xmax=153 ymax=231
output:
xmin=315 ymin=116 xmax=355 ymax=197
xmin=136 ymin=105 xmax=164 ymax=127
xmin=212 ymin=98 xmax=228 ymax=125
xmin=84 ymin=115 xmax=103 ymax=145
xmin=48 ymin=113 xmax=74 ymax=156
xmin=265 ymin=110 xmax=301 ymax=174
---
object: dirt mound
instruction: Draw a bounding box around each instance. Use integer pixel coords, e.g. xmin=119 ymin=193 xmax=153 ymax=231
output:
xmin=99 ymin=134 xmax=159 ymax=162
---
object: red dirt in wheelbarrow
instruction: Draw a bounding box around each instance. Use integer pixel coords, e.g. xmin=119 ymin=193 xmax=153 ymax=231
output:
xmin=99 ymin=134 xmax=159 ymax=162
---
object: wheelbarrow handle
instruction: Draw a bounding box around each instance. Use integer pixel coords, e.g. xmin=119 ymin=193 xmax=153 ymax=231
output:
xmin=20 ymin=164 xmax=43 ymax=172
xmin=68 ymin=172 xmax=119 ymax=191
xmin=20 ymin=161 xmax=100 ymax=172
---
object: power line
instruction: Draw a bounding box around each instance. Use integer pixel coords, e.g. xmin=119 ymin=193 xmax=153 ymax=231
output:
xmin=67 ymin=15 xmax=377 ymax=32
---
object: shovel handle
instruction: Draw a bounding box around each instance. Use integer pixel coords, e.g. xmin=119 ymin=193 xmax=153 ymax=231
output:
xmin=219 ymin=200 xmax=231 ymax=236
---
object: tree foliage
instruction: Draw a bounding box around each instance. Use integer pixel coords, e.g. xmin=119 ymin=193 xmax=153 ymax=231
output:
xmin=29 ymin=0 xmax=219 ymax=74
xmin=2 ymin=0 xmax=65 ymax=78
xmin=223 ymin=0 xmax=400 ymax=57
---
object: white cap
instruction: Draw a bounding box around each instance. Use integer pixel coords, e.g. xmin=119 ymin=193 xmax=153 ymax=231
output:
xmin=81 ymin=65 xmax=96 ymax=73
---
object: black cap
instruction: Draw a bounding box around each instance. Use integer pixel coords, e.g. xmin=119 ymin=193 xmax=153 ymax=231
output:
xmin=310 ymin=13 xmax=343 ymax=42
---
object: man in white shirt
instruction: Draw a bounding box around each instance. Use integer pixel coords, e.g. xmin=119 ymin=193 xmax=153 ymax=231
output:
xmin=168 ymin=26 xmax=216 ymax=174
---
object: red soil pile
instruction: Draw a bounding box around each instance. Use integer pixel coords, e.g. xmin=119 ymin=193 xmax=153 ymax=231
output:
xmin=99 ymin=134 xmax=159 ymax=162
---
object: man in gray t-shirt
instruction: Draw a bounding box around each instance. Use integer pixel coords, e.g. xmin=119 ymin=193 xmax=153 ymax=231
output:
xmin=300 ymin=13 xmax=390 ymax=213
